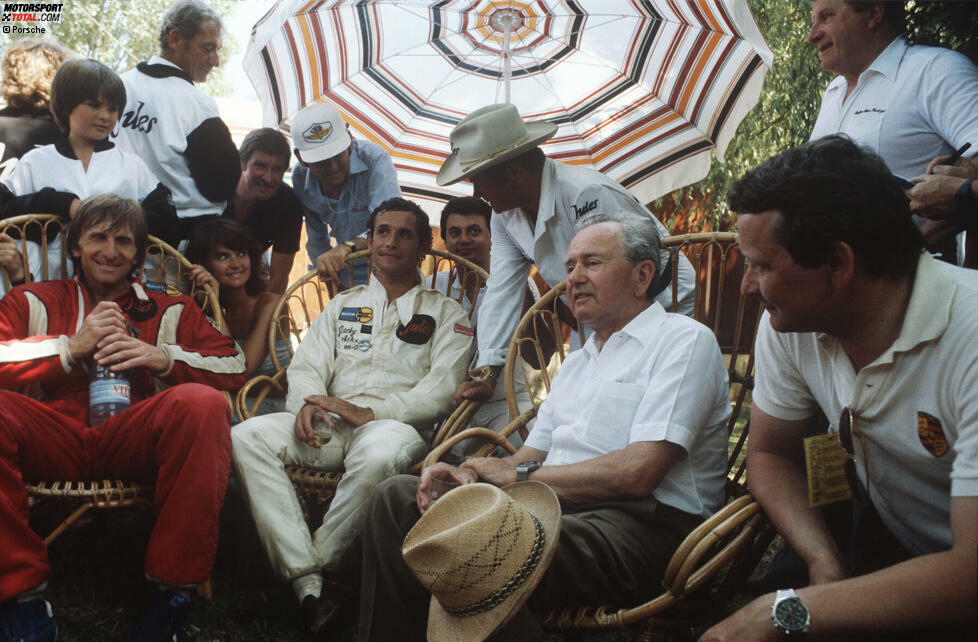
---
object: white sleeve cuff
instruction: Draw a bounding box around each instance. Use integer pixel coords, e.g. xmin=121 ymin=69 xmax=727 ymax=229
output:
xmin=58 ymin=335 xmax=75 ymax=374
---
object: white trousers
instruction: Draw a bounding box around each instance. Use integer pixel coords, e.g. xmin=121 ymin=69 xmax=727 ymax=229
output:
xmin=231 ymin=412 xmax=425 ymax=579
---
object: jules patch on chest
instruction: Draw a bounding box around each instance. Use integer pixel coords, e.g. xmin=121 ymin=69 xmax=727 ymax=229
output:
xmin=396 ymin=314 xmax=436 ymax=345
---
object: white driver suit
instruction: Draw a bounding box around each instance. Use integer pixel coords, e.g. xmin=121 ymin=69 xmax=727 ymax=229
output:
xmin=231 ymin=273 xmax=472 ymax=577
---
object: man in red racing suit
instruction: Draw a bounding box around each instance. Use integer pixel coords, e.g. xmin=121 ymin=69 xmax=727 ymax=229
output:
xmin=0 ymin=194 xmax=245 ymax=641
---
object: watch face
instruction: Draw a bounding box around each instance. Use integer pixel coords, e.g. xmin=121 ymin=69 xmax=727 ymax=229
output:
xmin=774 ymin=598 xmax=809 ymax=632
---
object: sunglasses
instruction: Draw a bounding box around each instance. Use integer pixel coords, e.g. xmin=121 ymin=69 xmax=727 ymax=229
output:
xmin=839 ymin=406 xmax=871 ymax=506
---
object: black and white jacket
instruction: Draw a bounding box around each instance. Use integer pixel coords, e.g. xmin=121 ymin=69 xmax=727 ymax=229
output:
xmin=113 ymin=56 xmax=240 ymax=223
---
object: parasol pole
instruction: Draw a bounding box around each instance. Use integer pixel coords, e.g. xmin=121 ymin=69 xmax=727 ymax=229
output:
xmin=492 ymin=9 xmax=521 ymax=104
xmin=502 ymin=18 xmax=512 ymax=103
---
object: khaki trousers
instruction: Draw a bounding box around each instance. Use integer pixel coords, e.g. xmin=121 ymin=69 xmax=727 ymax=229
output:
xmin=358 ymin=474 xmax=701 ymax=641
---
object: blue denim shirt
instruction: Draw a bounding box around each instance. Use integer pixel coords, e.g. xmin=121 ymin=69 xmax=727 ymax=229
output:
xmin=292 ymin=139 xmax=401 ymax=284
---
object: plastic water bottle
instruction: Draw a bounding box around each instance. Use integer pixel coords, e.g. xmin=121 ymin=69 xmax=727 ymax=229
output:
xmin=89 ymin=363 xmax=131 ymax=427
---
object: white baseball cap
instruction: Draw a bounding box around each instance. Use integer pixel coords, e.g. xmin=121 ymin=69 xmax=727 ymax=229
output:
xmin=292 ymin=102 xmax=353 ymax=163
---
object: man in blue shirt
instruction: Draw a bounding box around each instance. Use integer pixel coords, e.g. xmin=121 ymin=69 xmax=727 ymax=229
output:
xmin=291 ymin=102 xmax=401 ymax=285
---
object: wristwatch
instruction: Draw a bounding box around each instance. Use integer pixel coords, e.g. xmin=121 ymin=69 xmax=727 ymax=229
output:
xmin=516 ymin=460 xmax=542 ymax=482
xmin=949 ymin=178 xmax=978 ymax=232
xmin=771 ymin=588 xmax=810 ymax=637
xmin=342 ymin=239 xmax=358 ymax=253
xmin=470 ymin=365 xmax=502 ymax=382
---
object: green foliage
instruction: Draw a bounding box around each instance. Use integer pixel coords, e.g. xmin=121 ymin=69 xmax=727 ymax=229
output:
xmin=5 ymin=0 xmax=236 ymax=97
xmin=655 ymin=0 xmax=824 ymax=231
xmin=905 ymin=0 xmax=978 ymax=63
xmin=656 ymin=0 xmax=978 ymax=232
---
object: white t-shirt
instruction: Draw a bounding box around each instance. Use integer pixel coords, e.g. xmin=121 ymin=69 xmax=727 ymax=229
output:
xmin=753 ymin=253 xmax=978 ymax=555
xmin=526 ymin=302 xmax=730 ymax=518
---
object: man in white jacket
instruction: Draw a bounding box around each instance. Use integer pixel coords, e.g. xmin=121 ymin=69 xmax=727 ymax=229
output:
xmin=231 ymin=197 xmax=473 ymax=635
xmin=113 ymin=0 xmax=240 ymax=243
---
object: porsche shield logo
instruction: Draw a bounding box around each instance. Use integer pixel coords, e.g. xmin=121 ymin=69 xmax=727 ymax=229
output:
xmin=917 ymin=411 xmax=948 ymax=457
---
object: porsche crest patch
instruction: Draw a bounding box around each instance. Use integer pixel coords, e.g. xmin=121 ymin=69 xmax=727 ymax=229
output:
xmin=917 ymin=411 xmax=948 ymax=457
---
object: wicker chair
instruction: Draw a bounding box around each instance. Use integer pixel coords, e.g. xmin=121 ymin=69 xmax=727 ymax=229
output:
xmin=423 ymin=232 xmax=772 ymax=640
xmin=0 ymin=214 xmax=69 ymax=289
xmin=6 ymin=220 xmax=226 ymax=599
xmin=235 ymin=248 xmax=488 ymax=511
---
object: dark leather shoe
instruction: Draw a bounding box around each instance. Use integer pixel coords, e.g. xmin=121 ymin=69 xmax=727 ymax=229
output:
xmin=301 ymin=594 xmax=341 ymax=636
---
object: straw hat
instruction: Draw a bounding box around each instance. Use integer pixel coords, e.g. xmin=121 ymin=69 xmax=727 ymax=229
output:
xmin=437 ymin=103 xmax=558 ymax=186
xmin=291 ymin=101 xmax=352 ymax=163
xmin=402 ymin=481 xmax=561 ymax=641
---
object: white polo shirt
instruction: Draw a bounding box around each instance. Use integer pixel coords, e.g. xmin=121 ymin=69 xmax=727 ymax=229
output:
xmin=809 ymin=36 xmax=978 ymax=179
xmin=753 ymin=253 xmax=978 ymax=555
xmin=525 ymin=303 xmax=730 ymax=519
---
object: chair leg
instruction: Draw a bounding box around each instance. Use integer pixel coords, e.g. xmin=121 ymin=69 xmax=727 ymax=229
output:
xmin=196 ymin=578 xmax=213 ymax=600
xmin=43 ymin=503 xmax=94 ymax=545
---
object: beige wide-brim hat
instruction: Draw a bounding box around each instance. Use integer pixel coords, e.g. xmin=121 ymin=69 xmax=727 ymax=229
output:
xmin=402 ymin=481 xmax=561 ymax=642
xmin=437 ymin=103 xmax=558 ymax=186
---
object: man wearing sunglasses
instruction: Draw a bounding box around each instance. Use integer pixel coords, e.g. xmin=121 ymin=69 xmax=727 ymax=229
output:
xmin=702 ymin=135 xmax=977 ymax=640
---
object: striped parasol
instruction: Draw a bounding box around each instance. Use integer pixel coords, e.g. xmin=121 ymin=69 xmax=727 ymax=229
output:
xmin=244 ymin=0 xmax=772 ymax=209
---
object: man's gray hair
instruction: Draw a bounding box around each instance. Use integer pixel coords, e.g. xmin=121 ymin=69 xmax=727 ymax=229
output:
xmin=576 ymin=211 xmax=662 ymax=299
xmin=159 ymin=0 xmax=223 ymax=51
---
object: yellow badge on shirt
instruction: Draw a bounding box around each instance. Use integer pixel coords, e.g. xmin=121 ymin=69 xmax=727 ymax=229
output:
xmin=803 ymin=432 xmax=851 ymax=507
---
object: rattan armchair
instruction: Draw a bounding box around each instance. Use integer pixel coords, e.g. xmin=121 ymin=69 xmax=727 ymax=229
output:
xmin=235 ymin=248 xmax=488 ymax=512
xmin=424 ymin=233 xmax=772 ymax=639
xmin=7 ymin=222 xmax=226 ymax=599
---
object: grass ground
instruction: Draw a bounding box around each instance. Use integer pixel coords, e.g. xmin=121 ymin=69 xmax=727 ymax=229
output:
xmin=31 ymin=483 xmax=778 ymax=642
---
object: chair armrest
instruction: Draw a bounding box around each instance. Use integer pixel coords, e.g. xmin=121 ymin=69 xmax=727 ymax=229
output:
xmin=421 ymin=428 xmax=518 ymax=469
xmin=432 ymin=399 xmax=481 ymax=448
xmin=661 ymin=494 xmax=764 ymax=596
xmin=236 ymin=368 xmax=287 ymax=421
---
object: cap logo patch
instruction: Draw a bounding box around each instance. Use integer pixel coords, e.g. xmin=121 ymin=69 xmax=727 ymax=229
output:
xmin=917 ymin=411 xmax=948 ymax=457
xmin=396 ymin=314 xmax=436 ymax=344
xmin=303 ymin=120 xmax=333 ymax=144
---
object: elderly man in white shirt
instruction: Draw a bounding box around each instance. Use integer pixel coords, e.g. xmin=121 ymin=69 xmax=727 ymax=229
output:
xmin=347 ymin=210 xmax=730 ymax=642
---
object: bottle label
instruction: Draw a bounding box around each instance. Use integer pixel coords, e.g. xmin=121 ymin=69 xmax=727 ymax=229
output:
xmin=90 ymin=378 xmax=131 ymax=406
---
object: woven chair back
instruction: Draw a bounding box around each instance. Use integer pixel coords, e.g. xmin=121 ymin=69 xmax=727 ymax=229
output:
xmin=0 ymin=214 xmax=68 ymax=289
